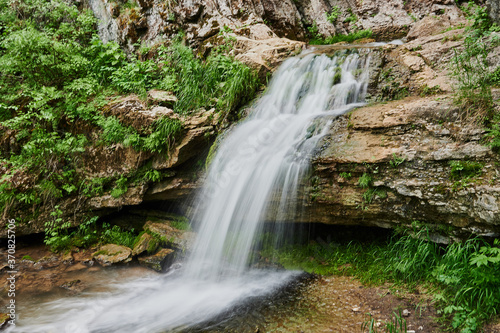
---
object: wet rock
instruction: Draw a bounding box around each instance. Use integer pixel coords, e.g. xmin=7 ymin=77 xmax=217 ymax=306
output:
xmin=60 ymin=279 xmax=84 ymax=293
xmin=138 ymin=248 xmax=175 ymax=272
xmin=132 ymin=232 xmax=158 ymax=256
xmin=303 ymin=95 xmax=500 ymax=238
xmin=147 ymin=90 xmax=177 ymax=108
xmin=93 ymin=244 xmax=132 ymax=267
xmin=61 ymin=251 xmax=73 ymax=264
xmin=33 ymin=255 xmax=59 ymax=270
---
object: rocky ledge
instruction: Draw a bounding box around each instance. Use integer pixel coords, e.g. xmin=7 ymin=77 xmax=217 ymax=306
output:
xmin=301 ymin=94 xmax=500 ymax=241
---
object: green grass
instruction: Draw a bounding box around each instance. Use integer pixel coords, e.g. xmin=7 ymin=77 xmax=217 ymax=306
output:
xmin=310 ymin=29 xmax=373 ymax=45
xmin=260 ymin=229 xmax=500 ymax=332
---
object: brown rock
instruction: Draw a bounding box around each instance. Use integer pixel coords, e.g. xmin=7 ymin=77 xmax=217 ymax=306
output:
xmin=93 ymin=244 xmax=132 ymax=267
xmin=147 ymin=90 xmax=178 ymax=108
xmin=138 ymin=248 xmax=175 ymax=272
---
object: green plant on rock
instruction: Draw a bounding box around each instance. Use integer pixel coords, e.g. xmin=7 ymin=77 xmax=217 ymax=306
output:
xmin=344 ymin=8 xmax=357 ymax=23
xmin=450 ymin=33 xmax=493 ymax=119
xmin=389 ymin=153 xmax=406 ymax=168
xmin=358 ymin=173 xmax=373 ymax=188
xmin=327 ymin=6 xmax=341 ymax=24
xmin=110 ymin=176 xmax=129 ymax=198
xmin=339 ymin=172 xmax=352 ymax=180
xmin=449 ymin=160 xmax=483 ymax=180
xmin=310 ymin=29 xmax=373 ymax=45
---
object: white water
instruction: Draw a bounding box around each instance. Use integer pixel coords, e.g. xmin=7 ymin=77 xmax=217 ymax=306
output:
xmin=10 ymin=51 xmax=371 ymax=333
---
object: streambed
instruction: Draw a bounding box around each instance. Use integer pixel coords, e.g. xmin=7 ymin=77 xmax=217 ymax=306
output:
xmin=1 ymin=244 xmax=439 ymax=333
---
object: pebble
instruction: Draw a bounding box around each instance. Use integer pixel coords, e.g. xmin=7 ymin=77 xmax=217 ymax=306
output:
xmin=402 ymin=309 xmax=410 ymax=317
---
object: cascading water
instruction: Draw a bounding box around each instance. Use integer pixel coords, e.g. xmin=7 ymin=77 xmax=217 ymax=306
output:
xmin=185 ymin=51 xmax=370 ymax=280
xmin=10 ymin=49 xmax=371 ymax=333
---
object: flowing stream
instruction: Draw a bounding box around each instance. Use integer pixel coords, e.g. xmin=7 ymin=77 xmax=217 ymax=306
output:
xmin=11 ymin=49 xmax=371 ymax=332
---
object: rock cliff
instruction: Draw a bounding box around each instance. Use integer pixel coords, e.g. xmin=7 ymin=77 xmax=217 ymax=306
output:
xmin=86 ymin=0 xmax=462 ymax=52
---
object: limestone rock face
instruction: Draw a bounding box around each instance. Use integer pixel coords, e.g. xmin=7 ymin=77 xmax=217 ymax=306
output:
xmin=302 ymin=95 xmax=500 ymax=239
xmin=85 ymin=0 xmax=463 ymax=54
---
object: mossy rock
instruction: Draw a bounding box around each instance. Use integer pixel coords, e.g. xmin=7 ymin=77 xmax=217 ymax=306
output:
xmin=132 ymin=233 xmax=159 ymax=256
xmin=138 ymin=248 xmax=175 ymax=272
xmin=93 ymin=244 xmax=132 ymax=267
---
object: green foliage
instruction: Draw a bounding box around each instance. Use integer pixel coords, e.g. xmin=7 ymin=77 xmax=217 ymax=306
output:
xmin=101 ymin=223 xmax=137 ymax=248
xmin=418 ymin=84 xmax=443 ymax=97
xmin=44 ymin=214 xmax=139 ymax=251
xmin=326 ymin=6 xmax=341 ymax=24
xmin=449 ymin=2 xmax=500 ymax=121
xmin=344 ymin=8 xmax=357 ymax=23
xmin=44 ymin=205 xmax=72 ymax=252
xmin=164 ymin=40 xmax=259 ymax=115
xmin=170 ymin=216 xmax=191 ymax=231
xmin=310 ymin=29 xmax=373 ymax=45
xmin=486 ymin=113 xmax=500 ymax=149
xmin=358 ymin=173 xmax=373 ymax=188
xmin=339 ymin=172 xmax=352 ymax=180
xmin=449 ymin=160 xmax=483 ymax=180
xmin=363 ymin=188 xmax=386 ymax=204
xmin=389 ymin=153 xmax=406 ymax=168
xmin=142 ymin=116 xmax=183 ymax=153
xmin=450 ymin=33 xmax=493 ymax=117
xmin=110 ymin=176 xmax=129 ymax=198
xmin=0 ymin=0 xmax=255 ymax=226
xmin=261 ymin=230 xmax=500 ymax=332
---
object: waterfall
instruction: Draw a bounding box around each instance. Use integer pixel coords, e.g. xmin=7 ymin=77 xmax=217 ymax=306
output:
xmin=11 ymin=49 xmax=371 ymax=333
xmin=185 ymin=51 xmax=370 ymax=280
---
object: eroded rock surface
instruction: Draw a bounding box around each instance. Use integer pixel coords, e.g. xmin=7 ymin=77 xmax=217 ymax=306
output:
xmin=304 ymin=95 xmax=500 ymax=239
xmin=86 ymin=0 xmax=463 ymax=53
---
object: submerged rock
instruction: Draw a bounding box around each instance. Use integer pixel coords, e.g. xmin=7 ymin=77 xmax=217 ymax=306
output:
xmin=93 ymin=244 xmax=132 ymax=267
xmin=138 ymin=248 xmax=175 ymax=272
